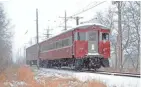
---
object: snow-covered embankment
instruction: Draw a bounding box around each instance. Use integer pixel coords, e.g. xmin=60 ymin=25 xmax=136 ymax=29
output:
xmin=34 ymin=68 xmax=141 ymax=87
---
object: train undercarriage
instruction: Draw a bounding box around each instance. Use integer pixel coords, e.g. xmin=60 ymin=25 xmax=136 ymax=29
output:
xmin=28 ymin=57 xmax=109 ymax=71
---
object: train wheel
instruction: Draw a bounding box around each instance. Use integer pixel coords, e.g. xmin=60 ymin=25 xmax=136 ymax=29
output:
xmin=101 ymin=58 xmax=109 ymax=67
xmin=57 ymin=60 xmax=61 ymax=69
xmin=68 ymin=59 xmax=74 ymax=69
xmin=74 ymin=59 xmax=83 ymax=71
xmin=88 ymin=63 xmax=91 ymax=70
xmin=45 ymin=60 xmax=49 ymax=68
xmin=93 ymin=68 xmax=97 ymax=72
xmin=68 ymin=63 xmax=74 ymax=70
xmin=47 ymin=60 xmax=51 ymax=68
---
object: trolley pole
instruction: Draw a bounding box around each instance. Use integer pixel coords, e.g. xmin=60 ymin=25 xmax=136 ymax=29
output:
xmin=59 ymin=11 xmax=83 ymax=30
xmin=36 ymin=8 xmax=40 ymax=69
xmin=76 ymin=16 xmax=83 ymax=25
xmin=47 ymin=27 xmax=50 ymax=38
xmin=46 ymin=26 xmax=52 ymax=39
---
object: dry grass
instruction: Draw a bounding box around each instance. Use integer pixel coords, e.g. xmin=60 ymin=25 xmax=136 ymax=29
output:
xmin=37 ymin=76 xmax=107 ymax=87
xmin=0 ymin=66 xmax=107 ymax=87
xmin=17 ymin=66 xmax=42 ymax=87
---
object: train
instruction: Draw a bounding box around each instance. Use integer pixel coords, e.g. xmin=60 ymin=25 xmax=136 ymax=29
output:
xmin=26 ymin=23 xmax=110 ymax=70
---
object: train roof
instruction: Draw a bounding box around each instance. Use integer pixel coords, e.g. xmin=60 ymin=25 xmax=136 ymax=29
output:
xmin=73 ymin=23 xmax=110 ymax=30
xmin=45 ymin=23 xmax=110 ymax=40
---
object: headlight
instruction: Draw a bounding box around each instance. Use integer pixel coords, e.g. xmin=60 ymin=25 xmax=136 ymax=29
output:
xmin=91 ymin=44 xmax=95 ymax=50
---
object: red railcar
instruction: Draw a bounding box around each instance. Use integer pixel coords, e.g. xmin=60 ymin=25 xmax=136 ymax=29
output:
xmin=26 ymin=23 xmax=110 ymax=70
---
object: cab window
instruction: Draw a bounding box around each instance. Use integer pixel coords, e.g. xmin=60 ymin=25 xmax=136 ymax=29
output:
xmin=102 ymin=33 xmax=109 ymax=40
xmin=78 ymin=32 xmax=86 ymax=40
xmin=88 ymin=32 xmax=97 ymax=41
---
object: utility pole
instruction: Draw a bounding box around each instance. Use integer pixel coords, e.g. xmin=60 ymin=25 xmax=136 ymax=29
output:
xmin=113 ymin=1 xmax=122 ymax=70
xmin=59 ymin=10 xmax=67 ymax=30
xmin=36 ymin=8 xmax=40 ymax=69
xmin=118 ymin=1 xmax=122 ymax=70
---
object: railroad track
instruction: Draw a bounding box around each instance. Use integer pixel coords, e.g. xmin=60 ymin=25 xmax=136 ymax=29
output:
xmin=31 ymin=65 xmax=140 ymax=78
xmin=47 ymin=67 xmax=141 ymax=78
xmin=94 ymin=70 xmax=140 ymax=78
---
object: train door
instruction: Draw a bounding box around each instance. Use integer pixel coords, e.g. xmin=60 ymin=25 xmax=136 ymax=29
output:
xmin=73 ymin=31 xmax=88 ymax=58
xmin=87 ymin=31 xmax=98 ymax=55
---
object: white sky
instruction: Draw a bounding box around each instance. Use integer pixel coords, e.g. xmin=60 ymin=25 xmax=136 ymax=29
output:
xmin=1 ymin=0 xmax=113 ymax=61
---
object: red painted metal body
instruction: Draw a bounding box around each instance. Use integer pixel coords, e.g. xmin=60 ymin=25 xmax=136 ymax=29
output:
xmin=26 ymin=24 xmax=111 ymax=61
xmin=74 ymin=41 xmax=88 ymax=58
xmin=39 ymin=30 xmax=73 ymax=60
xmin=40 ymin=46 xmax=72 ymax=60
xmin=99 ymin=41 xmax=110 ymax=58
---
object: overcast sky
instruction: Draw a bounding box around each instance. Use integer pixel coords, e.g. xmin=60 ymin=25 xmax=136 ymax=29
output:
xmin=1 ymin=0 xmax=113 ymax=61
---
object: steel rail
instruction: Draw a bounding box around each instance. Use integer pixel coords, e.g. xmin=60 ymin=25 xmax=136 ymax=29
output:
xmin=49 ymin=67 xmax=141 ymax=78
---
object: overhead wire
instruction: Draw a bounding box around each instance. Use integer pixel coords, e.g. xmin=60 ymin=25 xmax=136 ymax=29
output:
xmin=56 ymin=1 xmax=106 ymax=29
xmin=70 ymin=1 xmax=106 ymax=17
xmin=56 ymin=2 xmax=97 ymax=27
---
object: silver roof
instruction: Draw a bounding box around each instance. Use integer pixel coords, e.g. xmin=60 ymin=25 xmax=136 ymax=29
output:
xmin=45 ymin=23 xmax=109 ymax=40
xmin=72 ymin=23 xmax=110 ymax=30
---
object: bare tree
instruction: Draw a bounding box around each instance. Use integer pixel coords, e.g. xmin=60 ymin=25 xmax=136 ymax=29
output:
xmin=121 ymin=1 xmax=140 ymax=71
xmin=0 ymin=3 xmax=12 ymax=72
xmin=93 ymin=1 xmax=140 ymax=73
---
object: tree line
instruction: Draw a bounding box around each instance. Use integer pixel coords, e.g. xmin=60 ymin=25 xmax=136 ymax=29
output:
xmin=0 ymin=3 xmax=12 ymax=72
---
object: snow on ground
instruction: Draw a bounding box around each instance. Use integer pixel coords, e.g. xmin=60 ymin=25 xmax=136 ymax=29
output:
xmin=33 ymin=68 xmax=141 ymax=87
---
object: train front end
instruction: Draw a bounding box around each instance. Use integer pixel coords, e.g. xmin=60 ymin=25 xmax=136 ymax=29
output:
xmin=74 ymin=24 xmax=110 ymax=70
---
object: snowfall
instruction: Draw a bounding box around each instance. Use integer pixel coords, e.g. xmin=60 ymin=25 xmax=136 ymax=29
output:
xmin=34 ymin=67 xmax=141 ymax=87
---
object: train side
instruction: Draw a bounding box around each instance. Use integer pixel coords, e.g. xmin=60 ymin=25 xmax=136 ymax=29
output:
xmin=26 ymin=44 xmax=38 ymax=65
xmin=40 ymin=30 xmax=73 ymax=60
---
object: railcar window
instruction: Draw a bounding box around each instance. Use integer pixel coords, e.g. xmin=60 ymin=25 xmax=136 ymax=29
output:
xmin=47 ymin=44 xmax=49 ymax=51
xmin=58 ymin=41 xmax=62 ymax=48
xmin=62 ymin=37 xmax=72 ymax=47
xmin=48 ymin=44 xmax=52 ymax=50
xmin=41 ymin=37 xmax=72 ymax=52
xmin=56 ymin=42 xmax=59 ymax=48
xmin=41 ymin=46 xmax=44 ymax=51
xmin=51 ymin=44 xmax=53 ymax=50
xmin=63 ymin=39 xmax=69 ymax=46
xmin=50 ymin=44 xmax=53 ymax=50
xmin=42 ymin=44 xmax=47 ymax=51
xmin=74 ymin=32 xmax=78 ymax=40
xmin=44 ymin=45 xmax=47 ymax=51
xmin=62 ymin=39 xmax=65 ymax=47
xmin=102 ymin=33 xmax=109 ymax=40
xmin=78 ymin=32 xmax=86 ymax=40
xmin=69 ymin=37 xmax=72 ymax=45
xmin=53 ymin=43 xmax=56 ymax=49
